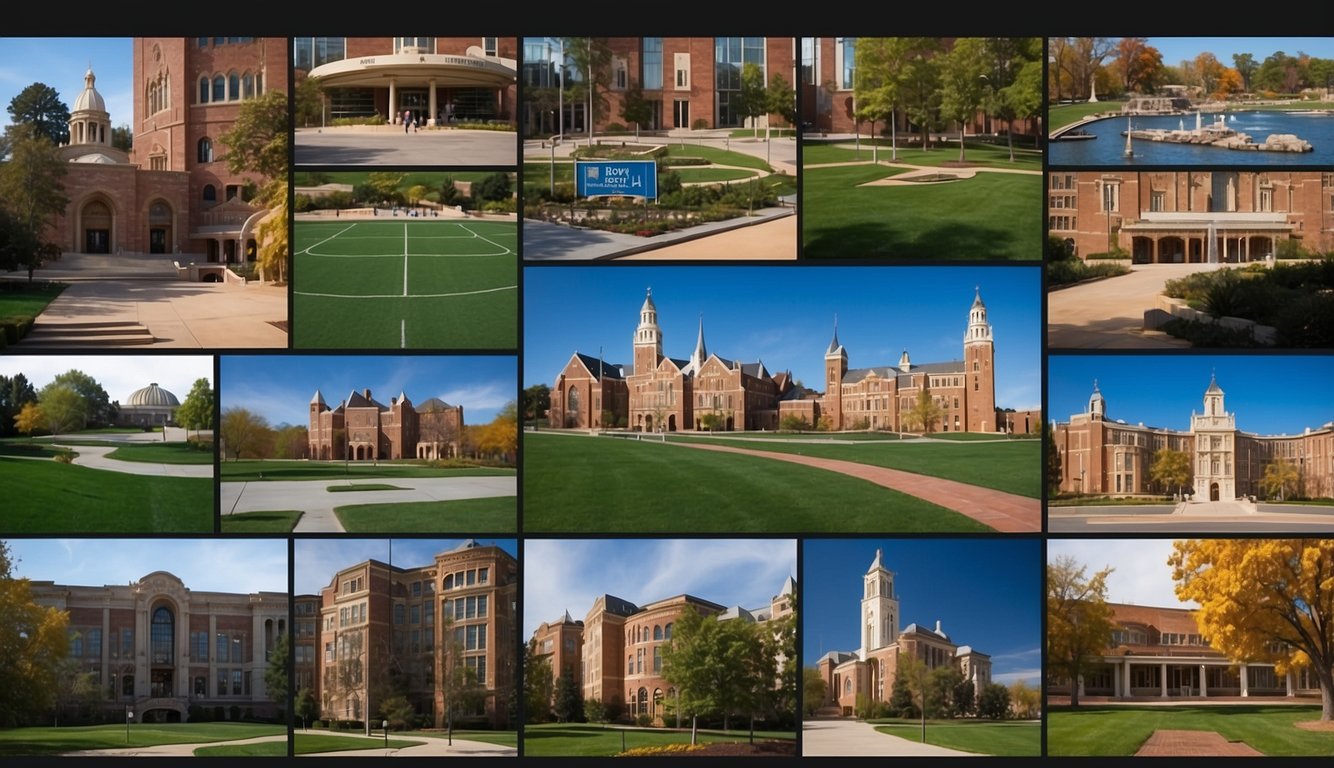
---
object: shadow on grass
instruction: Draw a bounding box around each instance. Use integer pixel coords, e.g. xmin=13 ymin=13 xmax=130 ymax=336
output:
xmin=803 ymin=221 xmax=1023 ymax=261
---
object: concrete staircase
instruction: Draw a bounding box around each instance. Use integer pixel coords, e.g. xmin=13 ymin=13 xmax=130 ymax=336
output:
xmin=20 ymin=320 xmax=156 ymax=347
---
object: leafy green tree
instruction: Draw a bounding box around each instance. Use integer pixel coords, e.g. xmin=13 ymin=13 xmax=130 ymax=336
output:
xmin=7 ymin=83 xmax=70 ymax=146
xmin=37 ymin=384 xmax=88 ymax=435
xmin=1149 ymin=448 xmax=1191 ymax=499
xmin=522 ymin=640 xmax=553 ymax=723
xmin=0 ymin=373 xmax=37 ymax=438
xmin=265 ymin=632 xmax=289 ymax=722
xmin=175 ymin=377 xmax=215 ymax=438
xmin=1046 ymin=555 xmax=1116 ymax=708
xmin=295 ymin=686 xmax=319 ymax=729
xmin=620 ymin=80 xmax=654 ymax=138
xmin=938 ymin=37 xmax=989 ymax=163
xmin=473 ymin=172 xmax=513 ymax=203
xmin=0 ymin=541 xmax=71 ymax=727
xmin=1046 ymin=424 xmax=1063 ymax=497
xmin=0 ymin=125 xmax=68 ymax=281
xmin=583 ymin=698 xmax=607 ymax=724
xmin=737 ymin=63 xmax=769 ymax=137
xmin=296 ymin=75 xmax=324 ymax=127
xmin=563 ymin=37 xmax=611 ymax=138
xmin=1232 ymin=52 xmax=1258 ymax=92
xmin=553 ymin=665 xmax=584 ymax=723
xmin=894 ymin=651 xmax=932 ymax=741
xmin=662 ymin=606 xmax=763 ymax=742
xmin=888 ymin=667 xmax=917 ymax=717
xmin=111 ymin=125 xmax=132 ymax=152
xmin=929 ymin=663 xmax=964 ymax=718
xmin=953 ymin=678 xmax=975 ymax=717
xmin=766 ymin=72 xmax=797 ymax=129
xmin=52 ymin=655 xmax=101 ymax=726
xmin=802 ymin=667 xmax=827 ymax=717
xmin=220 ymin=89 xmax=289 ymax=282
xmin=977 ymin=682 xmax=1011 ymax=720
xmin=522 ymin=384 xmax=551 ymax=423
xmin=48 ymin=370 xmax=115 ymax=427
xmin=899 ymin=39 xmax=944 ymax=151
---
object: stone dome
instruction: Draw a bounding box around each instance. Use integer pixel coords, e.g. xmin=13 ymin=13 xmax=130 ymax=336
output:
xmin=126 ymin=383 xmax=180 ymax=407
xmin=73 ymin=68 xmax=107 ymax=113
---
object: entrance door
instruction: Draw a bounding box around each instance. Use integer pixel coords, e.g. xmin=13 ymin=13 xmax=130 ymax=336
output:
xmin=150 ymin=669 xmax=173 ymax=698
xmin=1210 ymin=482 xmax=1220 ymax=501
xmin=674 ymin=99 xmax=689 ymax=129
xmin=85 ymin=229 xmax=109 ymax=253
xmin=150 ymin=228 xmax=167 ymax=253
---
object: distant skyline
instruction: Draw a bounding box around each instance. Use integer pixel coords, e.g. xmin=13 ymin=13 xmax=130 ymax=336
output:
xmin=220 ymin=355 xmax=516 ymax=427
xmin=1144 ymin=37 xmax=1334 ymax=68
xmin=803 ymin=539 xmax=1041 ymax=687
xmin=523 ymin=538 xmax=796 ymax=640
xmin=0 ymin=354 xmax=211 ymax=406
xmin=293 ymin=538 xmax=517 ymax=596
xmin=6 ymin=538 xmax=286 ymax=595
xmin=523 ymin=266 xmax=1042 ymax=413
xmin=1049 ymin=355 xmax=1334 ymax=437
xmin=1048 ymin=539 xmax=1198 ymax=609
xmin=0 ymin=38 xmax=133 ymax=136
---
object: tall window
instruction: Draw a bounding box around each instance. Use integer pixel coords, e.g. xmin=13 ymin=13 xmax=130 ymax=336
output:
xmin=642 ymin=37 xmax=663 ymax=90
xmin=212 ymin=75 xmax=225 ymax=102
xmin=396 ymin=37 xmax=434 ymax=53
xmin=838 ymin=38 xmax=857 ymax=90
xmin=197 ymin=137 xmax=212 ymax=163
xmin=715 ymin=37 xmax=766 ymax=128
xmin=151 ymin=606 xmax=174 ymax=664
xmin=483 ymin=37 xmax=498 ymax=56
xmin=228 ymin=72 xmax=240 ymax=101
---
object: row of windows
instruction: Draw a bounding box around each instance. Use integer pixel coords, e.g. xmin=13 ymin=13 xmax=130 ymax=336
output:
xmin=339 ymin=602 xmax=367 ymax=628
xmin=197 ymin=37 xmax=255 ymax=47
xmin=627 ymin=645 xmax=663 ymax=675
xmin=194 ymin=670 xmax=249 ymax=697
xmin=443 ymin=566 xmax=489 ymax=589
xmin=445 ymin=594 xmax=489 ymax=620
xmin=197 ymin=72 xmax=264 ymax=104
xmin=627 ymin=623 xmax=673 ymax=644
xmin=186 ymin=631 xmax=245 ymax=663
xmin=1050 ymin=215 xmax=1077 ymax=231
xmin=391 ymin=601 xmax=436 ymax=626
xmin=146 ymin=74 xmax=171 ymax=116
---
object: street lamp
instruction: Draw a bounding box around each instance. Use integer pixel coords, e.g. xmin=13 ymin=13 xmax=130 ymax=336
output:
xmin=382 ymin=719 xmax=389 ymax=748
xmin=126 ymin=708 xmax=134 ymax=744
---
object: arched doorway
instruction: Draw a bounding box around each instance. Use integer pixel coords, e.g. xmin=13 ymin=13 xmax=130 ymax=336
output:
xmin=1210 ymin=482 xmax=1220 ymax=501
xmin=148 ymin=201 xmax=173 ymax=254
xmin=81 ymin=199 xmax=113 ymax=253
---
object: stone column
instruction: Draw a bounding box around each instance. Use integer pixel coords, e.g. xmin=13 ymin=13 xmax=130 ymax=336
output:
xmin=1240 ymin=665 xmax=1248 ymax=697
xmin=1123 ymin=660 xmax=1132 ymax=699
xmin=1113 ymin=660 xmax=1121 ymax=698
xmin=209 ymin=614 xmax=218 ymax=697
xmin=1200 ymin=664 xmax=1207 ymax=697
xmin=101 ymin=604 xmax=111 ymax=694
xmin=428 ymin=79 xmax=438 ymax=126
xmin=1159 ymin=663 xmax=1167 ymax=698
xmin=1286 ymin=670 xmax=1295 ymax=697
xmin=389 ymin=79 xmax=397 ymax=123
xmin=1077 ymin=674 xmax=1085 ymax=699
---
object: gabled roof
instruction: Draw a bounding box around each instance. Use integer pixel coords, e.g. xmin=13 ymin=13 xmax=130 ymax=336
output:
xmin=417 ymin=397 xmax=455 ymax=413
xmin=345 ymin=390 xmax=387 ymax=410
xmin=572 ymin=352 xmax=626 ymax=381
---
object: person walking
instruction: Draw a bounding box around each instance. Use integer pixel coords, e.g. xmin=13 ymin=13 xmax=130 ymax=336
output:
xmin=403 ymin=109 xmax=410 ymax=134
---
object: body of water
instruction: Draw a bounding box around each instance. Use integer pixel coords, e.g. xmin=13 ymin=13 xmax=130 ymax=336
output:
xmin=1050 ymin=110 xmax=1334 ymax=166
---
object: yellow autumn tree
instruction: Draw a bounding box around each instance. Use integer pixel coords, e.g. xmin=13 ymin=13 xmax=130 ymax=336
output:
xmin=1169 ymin=539 xmax=1334 ymax=721
xmin=1046 ymin=554 xmax=1116 ymax=708
xmin=0 ymin=541 xmax=71 ymax=726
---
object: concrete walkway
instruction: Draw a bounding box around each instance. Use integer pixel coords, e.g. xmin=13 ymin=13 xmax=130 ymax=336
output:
xmin=63 ymin=733 xmax=287 ymax=757
xmin=14 ymin=251 xmax=287 ymax=349
xmin=296 ymin=125 xmax=517 ymax=166
xmin=54 ymin=444 xmax=214 ymax=478
xmin=1050 ymin=501 xmax=1334 ymax=533
xmin=300 ymin=732 xmax=516 ymax=757
xmin=614 ymin=215 xmax=796 ymax=260
xmin=655 ymin=438 xmax=1040 ymax=532
xmin=803 ymin=719 xmax=976 ymax=757
xmin=222 ymin=476 xmax=517 ymax=533
xmin=1047 ymin=262 xmax=1224 ymax=349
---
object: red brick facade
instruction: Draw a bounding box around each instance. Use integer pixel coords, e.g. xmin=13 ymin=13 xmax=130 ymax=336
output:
xmin=308 ymin=388 xmax=463 ymax=461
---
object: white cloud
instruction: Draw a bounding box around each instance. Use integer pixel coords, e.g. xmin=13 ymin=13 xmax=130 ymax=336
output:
xmin=0 ymin=355 xmax=211 ymax=407
xmin=1048 ymin=539 xmax=1192 ymax=608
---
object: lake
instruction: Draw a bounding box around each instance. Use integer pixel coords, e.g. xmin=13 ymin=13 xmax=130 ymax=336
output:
xmin=1049 ymin=110 xmax=1334 ymax=166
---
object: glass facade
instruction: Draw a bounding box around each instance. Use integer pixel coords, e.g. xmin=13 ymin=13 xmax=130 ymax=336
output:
xmin=715 ymin=37 xmax=766 ymax=128
xmin=294 ymin=37 xmax=347 ymax=71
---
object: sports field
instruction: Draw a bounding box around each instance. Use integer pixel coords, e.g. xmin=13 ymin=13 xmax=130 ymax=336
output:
xmin=293 ymin=218 xmax=517 ymax=349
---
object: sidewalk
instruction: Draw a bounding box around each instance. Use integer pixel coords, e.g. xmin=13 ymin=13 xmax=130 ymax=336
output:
xmin=802 ymin=719 xmax=977 ymax=757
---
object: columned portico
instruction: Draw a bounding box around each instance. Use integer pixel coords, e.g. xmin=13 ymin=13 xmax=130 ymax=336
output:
xmin=1160 ymin=662 xmax=1167 ymax=697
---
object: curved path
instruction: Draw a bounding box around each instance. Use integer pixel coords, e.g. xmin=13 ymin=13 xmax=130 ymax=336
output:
xmin=661 ymin=439 xmax=1039 ymax=533
xmin=300 ymin=732 xmax=517 ymax=757
xmin=63 ymin=733 xmax=286 ymax=757
xmin=54 ymin=444 xmax=214 ymax=478
xmin=803 ymin=719 xmax=977 ymax=757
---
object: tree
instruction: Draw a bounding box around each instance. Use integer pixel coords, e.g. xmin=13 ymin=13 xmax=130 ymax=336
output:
xmin=52 ymin=655 xmax=101 ymax=726
xmin=938 ymin=37 xmax=989 ymax=163
xmin=1262 ymin=458 xmax=1301 ymax=502
xmin=219 ymin=89 xmax=289 ymax=282
xmin=295 ymin=686 xmax=319 ymax=729
xmin=888 ymin=667 xmax=917 ymax=718
xmin=221 ymin=406 xmax=271 ymax=461
xmin=522 ymin=384 xmax=551 ymax=424
xmin=1046 ymin=555 xmax=1116 ymax=708
xmin=1113 ymin=38 xmax=1165 ymax=95
xmin=37 ymin=384 xmax=88 ymax=436
xmin=779 ymin=414 xmax=811 ymax=432
xmin=378 ymin=695 xmax=415 ymax=731
xmin=1170 ymin=539 xmax=1334 ymax=721
xmin=49 ymin=370 xmax=115 ymax=427
xmin=953 ymin=678 xmax=975 ymax=717
xmin=802 ymin=667 xmax=827 ymax=717
xmin=0 ymin=373 xmax=38 ymax=438
xmin=553 ymin=666 xmax=584 ymax=723
xmin=992 ymin=39 xmax=1044 ymax=160
xmin=522 ymin=640 xmax=553 ymax=724
xmin=175 ymin=378 xmax=215 ymax=438
xmin=1232 ymin=53 xmax=1258 ymax=92
xmin=766 ymin=72 xmax=797 ymax=129
xmin=563 ymin=37 xmax=611 ymax=138
xmin=1009 ymin=680 xmax=1040 ymax=719
xmin=928 ymin=662 xmax=965 ymax=718
xmin=662 ymin=606 xmax=763 ymax=743
xmin=0 ymin=541 xmax=71 ymax=727
xmin=619 ymin=80 xmax=654 ymax=138
xmin=899 ymin=40 xmax=944 ymax=152
xmin=265 ymin=632 xmax=290 ymax=722
xmin=977 ymin=682 xmax=1011 ymax=720
xmin=1149 ymin=448 xmax=1191 ymax=499
xmin=894 ymin=651 xmax=932 ymax=742
xmin=905 ymin=387 xmax=943 ymax=434
xmin=0 ymin=125 xmax=68 ymax=281
xmin=1046 ymin=424 xmax=1063 ymax=497
xmin=1192 ymin=52 xmax=1227 ymax=97
xmin=473 ymin=172 xmax=513 ymax=203
xmin=583 ymin=698 xmax=607 ymax=724
xmin=853 ymin=38 xmax=910 ymax=162
xmin=477 ymin=402 xmax=518 ymax=465
xmin=111 ymin=125 xmax=132 ymax=152
xmin=7 ymin=82 xmax=70 ymax=146
xmin=295 ymin=75 xmax=325 ymax=128
xmin=737 ymin=62 xmax=769 ymax=138
xmin=14 ymin=401 xmax=45 ymax=436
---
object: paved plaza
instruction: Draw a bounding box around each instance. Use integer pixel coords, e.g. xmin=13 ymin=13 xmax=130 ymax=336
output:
xmin=1047 ymin=263 xmax=1225 ymax=349
xmin=295 ymin=126 xmax=517 ymax=166
xmin=802 ymin=719 xmax=977 ymax=757
xmin=1049 ymin=500 xmax=1334 ymax=532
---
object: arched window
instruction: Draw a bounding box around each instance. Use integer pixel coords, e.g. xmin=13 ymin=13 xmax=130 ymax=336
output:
xmin=203 ymin=185 xmax=217 ymax=202
xmin=198 ymin=77 xmax=210 ymax=103
xmin=444 ymin=574 xmax=453 ymax=589
xmin=151 ymin=606 xmax=174 ymax=664
xmin=844 ymin=677 xmax=853 ymax=694
xmin=212 ymin=75 xmax=225 ymax=102
xmin=653 ymin=625 xmax=663 ymax=641
xmin=242 ymin=73 xmax=255 ymax=100
xmin=664 ymin=623 xmax=672 ymax=639
xmin=228 ymin=72 xmax=240 ymax=101
xmin=567 ymin=386 xmax=580 ymax=417
xmin=197 ymin=137 xmax=212 ymax=163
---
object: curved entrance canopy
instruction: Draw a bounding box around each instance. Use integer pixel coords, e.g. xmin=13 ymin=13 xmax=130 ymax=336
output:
xmin=309 ymin=53 xmax=515 ymax=90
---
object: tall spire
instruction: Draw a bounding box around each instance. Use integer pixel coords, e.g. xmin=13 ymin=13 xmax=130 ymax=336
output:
xmin=826 ymin=315 xmax=844 ymax=356
xmin=965 ymin=287 xmax=993 ymax=345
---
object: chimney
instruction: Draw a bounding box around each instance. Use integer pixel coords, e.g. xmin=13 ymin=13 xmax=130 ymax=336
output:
xmin=364 ymin=389 xmax=371 ymax=399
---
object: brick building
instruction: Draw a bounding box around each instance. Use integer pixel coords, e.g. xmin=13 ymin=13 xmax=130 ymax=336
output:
xmin=540 ymin=575 xmax=794 ymax=725
xmin=1053 ymin=376 xmax=1334 ymax=500
xmin=1048 ymin=602 xmax=1324 ymax=701
xmin=296 ymin=37 xmax=517 ymax=127
xmin=308 ymin=388 xmax=463 ymax=461
xmin=29 ymin=570 xmax=288 ymax=723
xmin=548 ymin=287 xmax=1001 ymax=434
xmin=530 ymin=610 xmax=584 ymax=708
xmin=314 ymin=540 xmax=518 ymax=729
xmin=1048 ymin=171 xmax=1334 ymax=261
xmin=814 ymin=549 xmax=991 ymax=716
xmin=47 ymin=38 xmax=286 ymax=262
xmin=521 ymin=37 xmax=795 ymax=135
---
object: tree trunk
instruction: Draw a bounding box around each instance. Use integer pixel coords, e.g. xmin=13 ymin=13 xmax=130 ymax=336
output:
xmin=958 ymin=126 xmax=966 ymax=162
xmin=690 ymin=715 xmax=697 ymax=745
xmin=1318 ymin=666 xmax=1334 ymax=721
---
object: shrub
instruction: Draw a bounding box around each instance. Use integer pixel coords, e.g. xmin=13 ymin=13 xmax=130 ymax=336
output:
xmin=605 ymin=122 xmax=627 ymax=133
xmin=1273 ymin=292 xmax=1334 ymax=347
xmin=1160 ymin=318 xmax=1262 ymax=347
xmin=1046 ymin=235 xmax=1075 ymax=262
xmin=691 ymin=118 xmax=709 ymax=130
xmin=1275 ymin=238 xmax=1313 ymax=260
xmin=634 ymin=713 xmax=654 ymax=727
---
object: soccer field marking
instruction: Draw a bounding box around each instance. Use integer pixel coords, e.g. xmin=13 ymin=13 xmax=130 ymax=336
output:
xmin=460 ymin=223 xmax=516 ymax=255
xmin=294 ymin=285 xmax=518 ymax=300
xmin=403 ymin=223 xmax=409 ymax=297
xmin=296 ymin=223 xmax=359 ymax=254
xmin=401 ymin=318 xmax=406 ymax=349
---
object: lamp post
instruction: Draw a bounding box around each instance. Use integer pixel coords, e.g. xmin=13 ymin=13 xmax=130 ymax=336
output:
xmin=382 ymin=719 xmax=389 ymax=749
xmin=125 ymin=708 xmax=133 ymax=744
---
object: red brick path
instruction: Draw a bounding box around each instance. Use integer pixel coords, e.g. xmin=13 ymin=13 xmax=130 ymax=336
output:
xmin=671 ymin=441 xmax=1041 ymax=532
xmin=1135 ymin=730 xmax=1263 ymax=756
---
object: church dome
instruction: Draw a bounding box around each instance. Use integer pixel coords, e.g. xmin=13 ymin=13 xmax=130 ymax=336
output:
xmin=73 ymin=68 xmax=107 ymax=113
xmin=126 ymin=383 xmax=180 ymax=407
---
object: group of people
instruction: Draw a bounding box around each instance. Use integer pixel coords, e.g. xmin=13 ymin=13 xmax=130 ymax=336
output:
xmin=400 ymin=104 xmax=456 ymax=133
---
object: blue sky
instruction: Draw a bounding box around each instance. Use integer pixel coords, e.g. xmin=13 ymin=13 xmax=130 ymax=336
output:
xmin=0 ymin=354 xmax=211 ymax=405
xmin=220 ymin=355 xmax=516 ymax=428
xmin=1144 ymin=38 xmax=1334 ymax=68
xmin=6 ymin=538 xmax=287 ymax=594
xmin=1048 ymin=539 xmax=1198 ymax=610
xmin=803 ymin=539 xmax=1041 ymax=686
xmin=523 ymin=265 xmax=1042 ymax=412
xmin=1049 ymin=355 xmax=1334 ymax=436
xmin=294 ymin=538 xmax=517 ymax=596
xmin=523 ymin=539 xmax=796 ymax=640
xmin=0 ymin=38 xmax=133 ymax=134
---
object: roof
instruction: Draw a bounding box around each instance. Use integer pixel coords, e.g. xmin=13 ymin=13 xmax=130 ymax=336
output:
xmin=599 ymin=594 xmax=640 ymax=617
xmin=125 ymin=383 xmax=179 ymax=407
xmin=345 ymin=390 xmax=387 ymax=410
xmin=573 ymin=352 xmax=625 ymax=381
xmin=417 ymin=397 xmax=456 ymax=413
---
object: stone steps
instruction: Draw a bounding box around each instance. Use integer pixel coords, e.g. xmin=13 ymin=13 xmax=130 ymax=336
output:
xmin=20 ymin=321 xmax=156 ymax=347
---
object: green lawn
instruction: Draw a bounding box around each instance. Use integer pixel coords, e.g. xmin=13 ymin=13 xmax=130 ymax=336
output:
xmin=0 ymin=280 xmax=67 ymax=338
xmin=0 ymin=456 xmax=213 ymax=532
xmin=193 ymin=739 xmax=288 ymax=756
xmin=220 ymin=459 xmax=514 ymax=482
xmin=803 ymin=139 xmax=1041 ymax=170
xmin=292 ymin=219 xmax=517 ymax=349
xmin=294 ymin=732 xmax=425 ymax=755
xmin=523 ymin=723 xmax=794 ymax=757
xmin=802 ymin=164 xmax=1041 ymax=260
xmin=441 ymin=729 xmax=518 ymax=747
xmin=0 ymin=722 xmax=285 ymax=756
xmin=335 ymin=497 xmax=517 ymax=533
xmin=663 ymin=144 xmax=772 ymax=171
xmin=524 ymin=161 xmax=575 ymax=183
xmin=522 ymin=432 xmax=992 ymax=533
xmin=872 ymin=719 xmax=1041 ymax=756
xmin=667 ymin=434 xmax=1040 ymax=498
xmin=220 ymin=510 xmax=303 ymax=533
xmin=1048 ymin=100 xmax=1129 ymax=130
xmin=673 ymin=167 xmax=758 ymax=182
xmin=327 ymin=483 xmax=408 ymax=492
xmin=1048 ymin=495 xmax=1175 ymax=507
xmin=105 ymin=442 xmax=215 ymax=464
xmin=1047 ymin=705 xmax=1334 ymax=756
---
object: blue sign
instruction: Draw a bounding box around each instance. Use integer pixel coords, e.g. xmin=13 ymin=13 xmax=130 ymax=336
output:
xmin=576 ymin=160 xmax=658 ymax=199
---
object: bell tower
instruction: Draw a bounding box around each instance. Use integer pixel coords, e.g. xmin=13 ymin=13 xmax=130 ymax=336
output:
xmin=824 ymin=317 xmax=848 ymax=431
xmin=964 ymin=288 xmax=995 ymax=432
xmin=859 ymin=548 xmax=898 ymax=660
xmin=633 ymin=288 xmax=663 ymax=375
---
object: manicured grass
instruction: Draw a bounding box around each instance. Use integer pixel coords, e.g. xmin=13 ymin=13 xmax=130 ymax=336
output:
xmin=1049 ymin=495 xmax=1174 ymax=507
xmin=663 ymin=144 xmax=772 ymax=172
xmin=193 ymin=739 xmax=288 ymax=756
xmin=327 ymin=483 xmax=408 ymax=492
xmin=1048 ymin=100 xmax=1129 ymax=130
xmin=872 ymin=719 xmax=1041 ymax=756
xmin=445 ymin=729 xmax=518 ymax=747
xmin=729 ymin=128 xmax=796 ymax=138
xmin=523 ymin=723 xmax=794 ymax=757
xmin=294 ymin=732 xmax=425 ymax=755
xmin=0 ymin=722 xmax=285 ymax=756
xmin=0 ymin=441 xmax=67 ymax=458
xmin=803 ymin=139 xmax=1042 ymax=170
xmin=702 ymin=430 xmax=908 ymax=441
xmin=220 ymin=510 xmax=303 ymax=533
xmin=524 ymin=161 xmax=575 ymax=183
xmin=292 ymin=219 xmax=517 ymax=349
xmin=1047 ymin=705 xmax=1333 ymax=756
xmin=220 ymin=459 xmax=514 ymax=482
xmin=335 ymin=496 xmax=517 ymax=533
xmin=802 ymin=164 xmax=1041 ymax=260
xmin=0 ymin=456 xmax=213 ymax=532
xmin=672 ymin=167 xmax=758 ymax=183
xmin=0 ymin=279 xmax=67 ymax=333
xmin=522 ymin=432 xmax=992 ymax=533
xmin=105 ymin=442 xmax=215 ymax=464
xmin=667 ymin=434 xmax=1040 ymax=498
